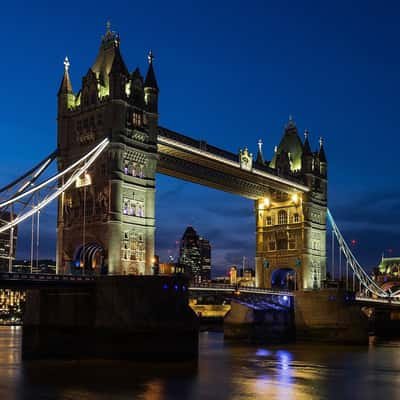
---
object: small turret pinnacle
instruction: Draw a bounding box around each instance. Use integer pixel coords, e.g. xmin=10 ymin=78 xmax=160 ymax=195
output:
xmin=106 ymin=20 xmax=111 ymax=33
xmin=58 ymin=56 xmax=73 ymax=95
xmin=144 ymin=49 xmax=159 ymax=91
xmin=148 ymin=49 xmax=154 ymax=65
xmin=256 ymin=139 xmax=264 ymax=164
xmin=64 ymin=56 xmax=70 ymax=72
xmin=302 ymin=129 xmax=312 ymax=156
xmin=318 ymin=136 xmax=327 ymax=163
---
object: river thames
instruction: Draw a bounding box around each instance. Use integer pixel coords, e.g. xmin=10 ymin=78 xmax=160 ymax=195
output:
xmin=1 ymin=326 xmax=400 ymax=399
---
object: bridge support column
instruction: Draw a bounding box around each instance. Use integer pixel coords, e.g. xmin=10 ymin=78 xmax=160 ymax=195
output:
xmin=22 ymin=276 xmax=199 ymax=361
xmin=295 ymin=289 xmax=369 ymax=344
xmin=224 ymin=299 xmax=295 ymax=343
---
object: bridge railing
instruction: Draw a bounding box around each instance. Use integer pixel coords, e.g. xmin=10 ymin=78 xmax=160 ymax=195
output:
xmin=0 ymin=272 xmax=96 ymax=282
xmin=189 ymin=282 xmax=294 ymax=296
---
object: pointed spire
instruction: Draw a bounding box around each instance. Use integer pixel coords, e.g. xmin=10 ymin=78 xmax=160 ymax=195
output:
xmin=286 ymin=114 xmax=296 ymax=129
xmin=318 ymin=136 xmax=327 ymax=162
xmin=58 ymin=56 xmax=73 ymax=95
xmin=144 ymin=49 xmax=159 ymax=90
xmin=102 ymin=20 xmax=120 ymax=47
xmin=256 ymin=139 xmax=264 ymax=164
xmin=109 ymin=45 xmax=128 ymax=76
xmin=303 ymin=129 xmax=312 ymax=155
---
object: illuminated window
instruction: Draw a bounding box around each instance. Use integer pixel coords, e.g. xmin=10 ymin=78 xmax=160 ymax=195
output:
xmin=278 ymin=210 xmax=288 ymax=225
xmin=133 ymin=112 xmax=142 ymax=128
xmin=138 ymin=165 xmax=144 ymax=178
xmin=293 ymin=213 xmax=300 ymax=223
xmin=266 ymin=216 xmax=272 ymax=226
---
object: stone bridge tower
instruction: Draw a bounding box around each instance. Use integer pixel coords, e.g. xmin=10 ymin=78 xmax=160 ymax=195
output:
xmin=56 ymin=25 xmax=158 ymax=275
xmin=255 ymin=119 xmax=327 ymax=289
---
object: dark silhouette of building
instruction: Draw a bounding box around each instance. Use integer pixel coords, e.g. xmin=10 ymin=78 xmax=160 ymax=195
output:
xmin=0 ymin=212 xmax=17 ymax=272
xmin=179 ymin=227 xmax=211 ymax=282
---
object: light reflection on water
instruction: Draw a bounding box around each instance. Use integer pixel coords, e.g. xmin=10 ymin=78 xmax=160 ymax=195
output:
xmin=1 ymin=326 xmax=400 ymax=399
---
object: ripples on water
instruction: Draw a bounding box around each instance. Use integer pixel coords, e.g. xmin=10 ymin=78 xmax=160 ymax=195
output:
xmin=1 ymin=326 xmax=400 ymax=399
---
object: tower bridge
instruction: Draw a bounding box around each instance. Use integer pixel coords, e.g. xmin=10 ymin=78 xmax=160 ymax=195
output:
xmin=52 ymin=24 xmax=328 ymax=290
xmin=0 ymin=24 xmax=392 ymax=300
xmin=0 ymin=24 xmax=398 ymax=357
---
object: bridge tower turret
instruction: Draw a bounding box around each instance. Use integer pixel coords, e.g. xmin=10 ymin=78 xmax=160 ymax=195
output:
xmin=255 ymin=118 xmax=327 ymax=290
xmin=57 ymin=57 xmax=75 ymax=116
xmin=56 ymin=23 xmax=158 ymax=276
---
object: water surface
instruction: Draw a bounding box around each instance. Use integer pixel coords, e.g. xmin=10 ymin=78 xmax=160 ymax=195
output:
xmin=1 ymin=326 xmax=400 ymax=399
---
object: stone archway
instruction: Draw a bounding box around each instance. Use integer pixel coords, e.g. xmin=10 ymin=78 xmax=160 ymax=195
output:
xmin=271 ymin=268 xmax=296 ymax=290
xmin=72 ymin=242 xmax=106 ymax=275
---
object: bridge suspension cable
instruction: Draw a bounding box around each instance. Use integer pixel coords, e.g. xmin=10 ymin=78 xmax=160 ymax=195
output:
xmin=327 ymin=209 xmax=389 ymax=298
xmin=0 ymin=137 xmax=109 ymax=234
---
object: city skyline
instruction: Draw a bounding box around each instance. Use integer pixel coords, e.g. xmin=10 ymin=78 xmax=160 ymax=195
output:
xmin=0 ymin=1 xmax=399 ymax=274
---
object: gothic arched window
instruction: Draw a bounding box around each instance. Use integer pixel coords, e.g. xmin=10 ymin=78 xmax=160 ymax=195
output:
xmin=278 ymin=210 xmax=288 ymax=225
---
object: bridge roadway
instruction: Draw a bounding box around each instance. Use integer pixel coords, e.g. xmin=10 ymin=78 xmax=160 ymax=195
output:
xmin=0 ymin=273 xmax=398 ymax=307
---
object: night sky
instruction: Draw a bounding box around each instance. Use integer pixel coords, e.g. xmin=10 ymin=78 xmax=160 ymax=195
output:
xmin=0 ymin=0 xmax=399 ymax=275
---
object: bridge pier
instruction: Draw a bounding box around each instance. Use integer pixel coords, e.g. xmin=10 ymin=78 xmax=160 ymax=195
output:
xmin=295 ymin=289 xmax=369 ymax=344
xmin=22 ymin=276 xmax=198 ymax=361
xmin=224 ymin=299 xmax=295 ymax=343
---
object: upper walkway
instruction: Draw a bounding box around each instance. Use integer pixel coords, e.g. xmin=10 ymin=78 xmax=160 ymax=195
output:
xmin=157 ymin=127 xmax=309 ymax=198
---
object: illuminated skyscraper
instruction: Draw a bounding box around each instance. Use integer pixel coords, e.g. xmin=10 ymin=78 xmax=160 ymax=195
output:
xmin=199 ymin=237 xmax=211 ymax=281
xmin=179 ymin=227 xmax=211 ymax=282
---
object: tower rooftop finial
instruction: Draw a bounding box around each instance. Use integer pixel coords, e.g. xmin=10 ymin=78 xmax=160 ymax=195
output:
xmin=148 ymin=49 xmax=154 ymax=65
xmin=304 ymin=129 xmax=309 ymax=139
xmin=101 ymin=21 xmax=119 ymax=46
xmin=319 ymin=136 xmax=324 ymax=148
xmin=64 ymin=56 xmax=70 ymax=72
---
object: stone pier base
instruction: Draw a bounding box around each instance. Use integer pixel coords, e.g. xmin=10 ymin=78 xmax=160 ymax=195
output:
xmin=22 ymin=276 xmax=199 ymax=361
xmin=295 ymin=289 xmax=369 ymax=344
xmin=224 ymin=300 xmax=295 ymax=343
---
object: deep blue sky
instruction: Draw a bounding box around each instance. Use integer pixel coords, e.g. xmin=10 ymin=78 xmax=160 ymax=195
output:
xmin=1 ymin=0 xmax=399 ymax=275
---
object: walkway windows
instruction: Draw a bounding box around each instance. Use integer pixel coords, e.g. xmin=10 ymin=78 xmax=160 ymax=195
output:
xmin=121 ymin=230 xmax=146 ymax=272
xmin=122 ymin=161 xmax=145 ymax=179
xmin=122 ymin=198 xmax=145 ymax=217
xmin=278 ymin=210 xmax=288 ymax=225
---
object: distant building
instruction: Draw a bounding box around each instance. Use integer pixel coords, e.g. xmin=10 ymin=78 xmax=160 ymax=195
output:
xmin=199 ymin=237 xmax=211 ymax=281
xmin=0 ymin=289 xmax=25 ymax=324
xmin=239 ymin=268 xmax=256 ymax=287
xmin=0 ymin=212 xmax=17 ymax=272
xmin=179 ymin=226 xmax=212 ymax=282
xmin=13 ymin=259 xmax=56 ymax=274
xmin=373 ymin=256 xmax=400 ymax=286
xmin=230 ymin=266 xmax=237 ymax=285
